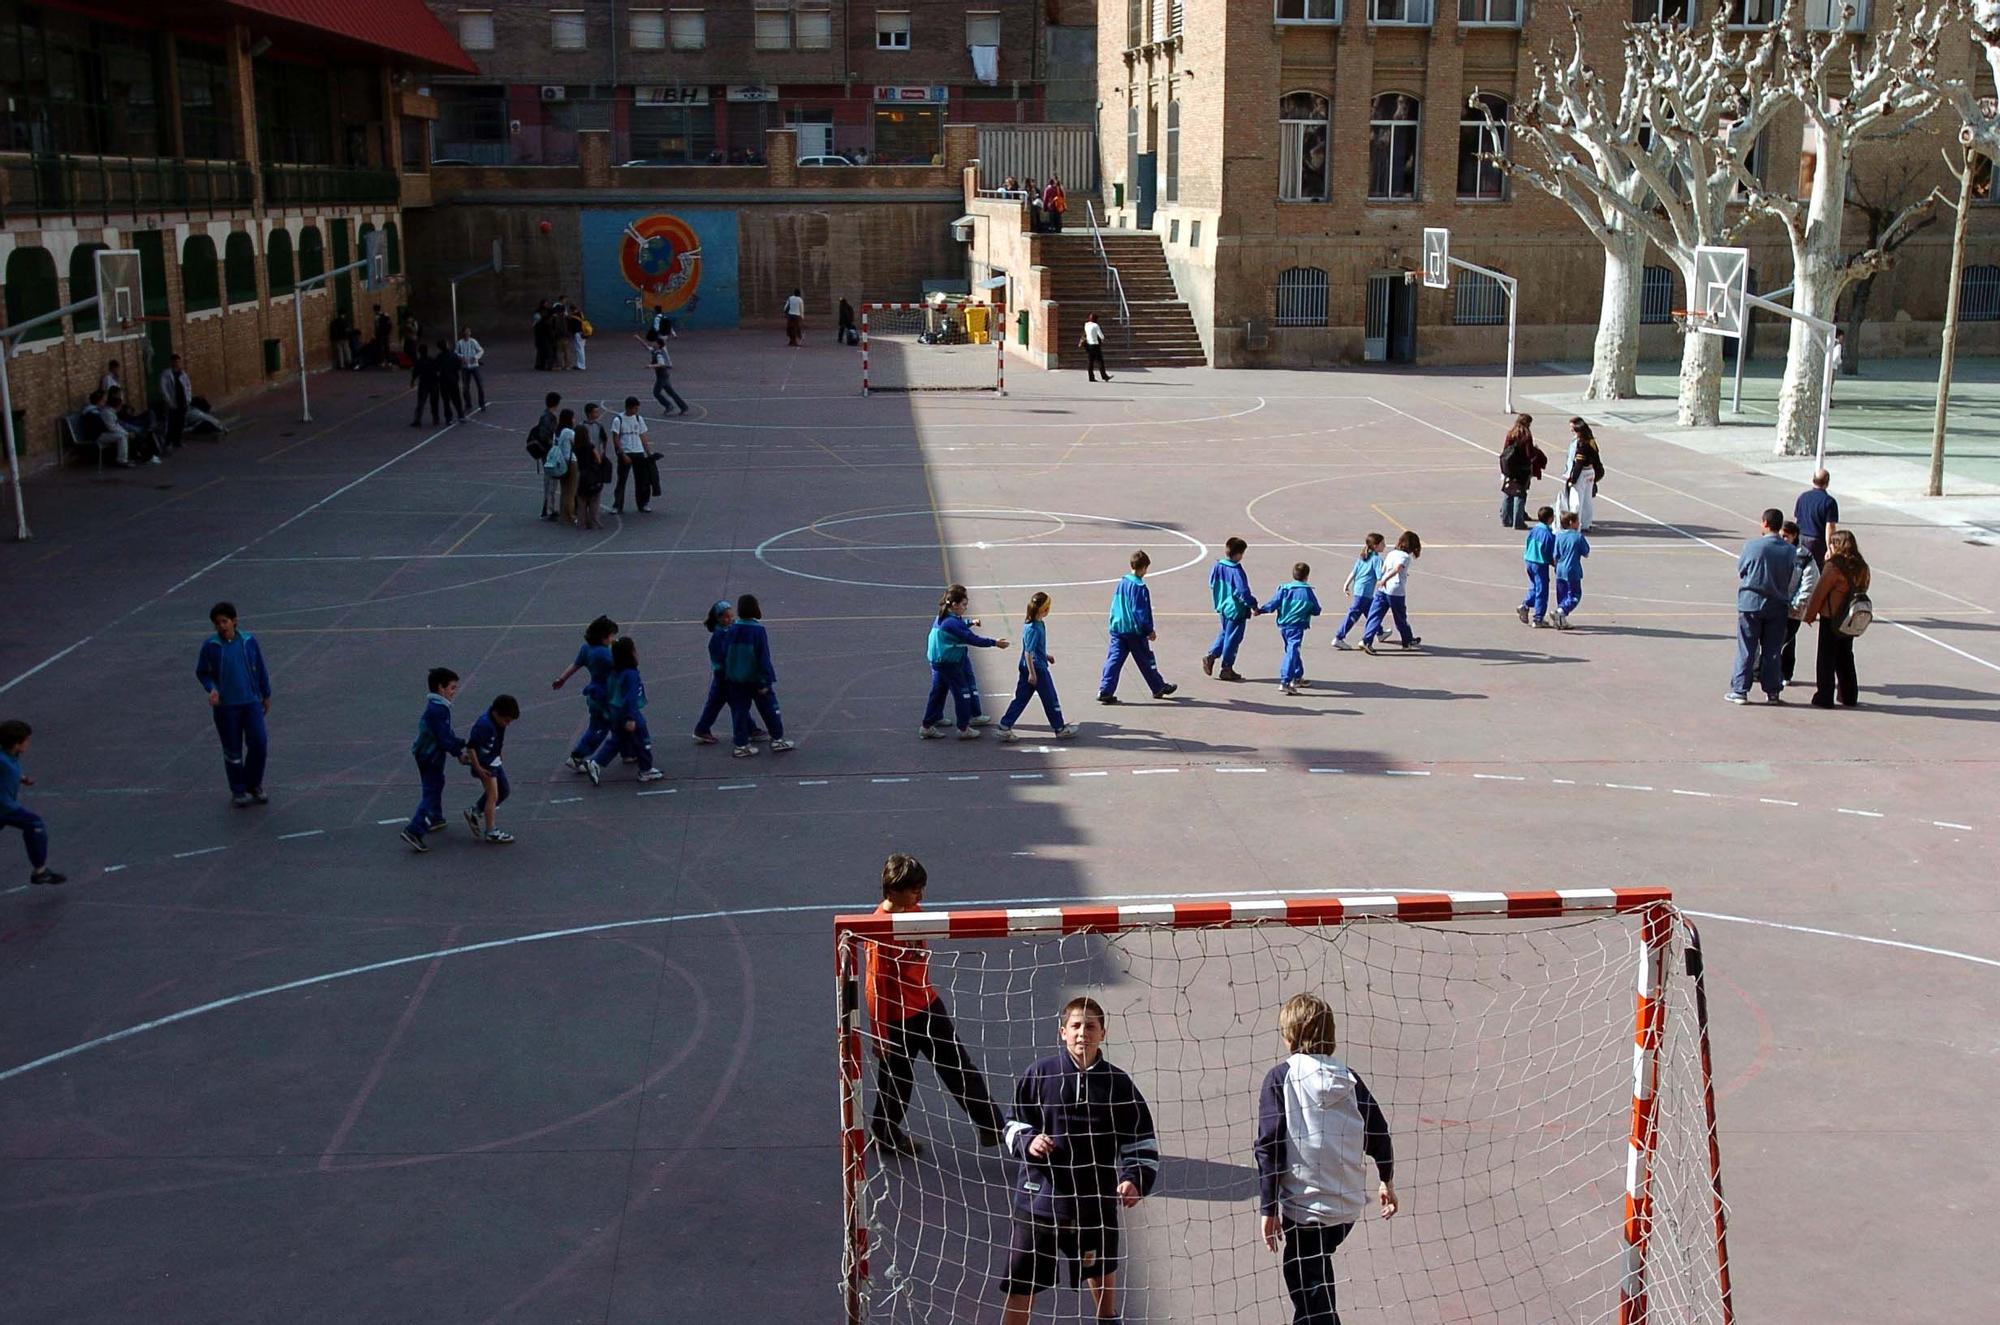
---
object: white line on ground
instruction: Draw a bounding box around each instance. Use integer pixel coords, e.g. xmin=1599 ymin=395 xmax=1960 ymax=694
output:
xmin=277 ymin=829 xmax=325 ymax=840
xmin=1070 ymin=771 xmax=1109 ymax=778
xmin=548 ymin=796 xmax=584 ymax=804
xmin=797 ymin=779 xmax=830 ymax=786
xmin=1383 ymin=770 xmax=1430 ymax=777
xmin=637 ymin=788 xmax=677 ymax=797
xmin=1215 ymin=767 xmax=1268 ymax=774
xmin=947 ymin=774 xmax=980 ymax=781
xmin=1308 ymin=767 xmax=1345 ymax=774
xmin=1759 ymin=798 xmax=1800 ymax=807
xmin=1552 ymin=778 xmax=1577 ymax=785
xmin=1836 ymin=808 xmax=1885 ymax=818
xmin=376 ymin=818 xmax=403 ymax=825
xmin=717 ymin=783 xmax=756 ymax=792
xmin=1132 ymin=768 xmax=1178 ymax=775
xmin=1473 ymin=773 xmax=1525 ymax=781
xmin=0 ymin=884 xmax=28 ymax=895
xmin=101 ymin=865 xmax=126 ymax=874
xmin=171 ymin=846 xmax=226 ymax=859
xmin=1010 ymin=773 xmax=1044 ymax=780
xmin=1934 ymin=820 xmax=1975 ymax=830
xmin=1603 ymin=783 xmax=1655 ymax=792
xmin=870 ymin=777 xmax=910 ymax=784
xmin=1671 ymin=789 xmax=1714 ymax=798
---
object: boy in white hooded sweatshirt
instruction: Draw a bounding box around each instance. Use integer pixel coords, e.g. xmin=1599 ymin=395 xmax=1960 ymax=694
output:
xmin=1252 ymin=993 xmax=1398 ymax=1324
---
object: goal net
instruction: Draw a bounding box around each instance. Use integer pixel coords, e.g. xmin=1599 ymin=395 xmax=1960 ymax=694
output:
xmin=861 ymin=301 xmax=1005 ymax=395
xmin=835 ymin=889 xmax=1730 ymax=1325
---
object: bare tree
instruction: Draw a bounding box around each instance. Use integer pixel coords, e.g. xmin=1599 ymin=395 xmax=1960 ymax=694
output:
xmin=1734 ymin=0 xmax=1949 ymax=457
xmin=1840 ymin=155 xmax=1945 ymax=376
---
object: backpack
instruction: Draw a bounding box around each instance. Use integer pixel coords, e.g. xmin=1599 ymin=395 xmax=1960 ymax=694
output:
xmin=525 ymin=415 xmax=552 ymax=461
xmin=1838 ymin=591 xmax=1874 ymax=637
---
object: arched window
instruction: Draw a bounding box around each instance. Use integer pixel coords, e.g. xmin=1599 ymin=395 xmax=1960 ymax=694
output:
xmin=4 ymin=246 xmax=62 ymax=342
xmin=268 ymin=228 xmax=296 ymax=295
xmin=299 ymin=226 xmax=325 ymax=283
xmin=1274 ymin=267 xmax=1330 ymax=326
xmin=1369 ymin=93 xmax=1421 ymax=200
xmin=182 ymin=234 xmax=221 ymax=312
xmin=385 ymin=221 xmax=402 ymax=276
xmin=225 ymin=231 xmax=258 ymax=304
xmin=70 ymin=243 xmax=108 ymax=335
xmin=357 ymin=221 xmax=377 ymax=280
xmin=1458 ymin=93 xmax=1508 ymax=200
xmin=1278 ymin=92 xmax=1331 ymax=202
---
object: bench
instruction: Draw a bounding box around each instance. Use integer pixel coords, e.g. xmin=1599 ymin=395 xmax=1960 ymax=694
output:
xmin=59 ymin=410 xmax=122 ymax=471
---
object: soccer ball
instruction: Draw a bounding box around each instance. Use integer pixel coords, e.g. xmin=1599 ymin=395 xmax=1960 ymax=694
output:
xmin=538 ymin=220 xmax=553 ymax=235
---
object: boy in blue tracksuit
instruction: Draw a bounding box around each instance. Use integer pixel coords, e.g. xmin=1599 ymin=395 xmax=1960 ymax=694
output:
xmin=721 ymin=594 xmax=794 ymax=757
xmin=1262 ymin=563 xmax=1323 ymax=694
xmin=1552 ymin=512 xmax=1591 ymax=630
xmin=402 ymin=668 xmax=469 ymax=852
xmin=1332 ymin=533 xmax=1385 ymax=650
xmin=1518 ymin=506 xmax=1556 ymax=628
xmin=554 ymin=615 xmax=618 ymax=771
xmin=1098 ymin=550 xmax=1177 ymax=704
xmin=587 ymin=637 xmax=666 ymax=784
xmin=922 ymin=586 xmax=1010 ymax=739
xmin=0 ymin=720 xmax=64 ymax=885
xmin=1201 ymin=538 xmax=1260 ymax=683
xmin=194 ymin=601 xmax=273 ymax=808
xmin=462 ymin=694 xmax=519 ymax=843
xmin=692 ymin=600 xmax=764 ymax=745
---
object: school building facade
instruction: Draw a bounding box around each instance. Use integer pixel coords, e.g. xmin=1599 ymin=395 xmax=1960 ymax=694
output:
xmin=1096 ymin=0 xmax=2000 ymax=369
xmin=0 ymin=0 xmax=474 ymax=464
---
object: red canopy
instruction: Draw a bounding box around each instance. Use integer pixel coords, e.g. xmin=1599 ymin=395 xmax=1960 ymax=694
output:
xmin=217 ymin=0 xmax=477 ymax=73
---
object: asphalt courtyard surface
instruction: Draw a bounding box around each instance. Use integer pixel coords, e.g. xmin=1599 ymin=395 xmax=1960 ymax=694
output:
xmin=1 ymin=336 xmax=1995 ymax=1323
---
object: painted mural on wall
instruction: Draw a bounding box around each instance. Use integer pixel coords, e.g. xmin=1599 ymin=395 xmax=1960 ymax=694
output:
xmin=580 ymin=209 xmax=739 ymax=331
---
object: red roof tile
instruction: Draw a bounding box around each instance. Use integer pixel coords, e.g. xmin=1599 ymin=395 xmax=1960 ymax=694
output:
xmin=221 ymin=0 xmax=478 ymax=73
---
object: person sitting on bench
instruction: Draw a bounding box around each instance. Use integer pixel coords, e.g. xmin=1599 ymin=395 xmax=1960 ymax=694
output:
xmin=107 ymin=388 xmax=162 ymax=463
xmin=79 ymin=390 xmax=134 ymax=467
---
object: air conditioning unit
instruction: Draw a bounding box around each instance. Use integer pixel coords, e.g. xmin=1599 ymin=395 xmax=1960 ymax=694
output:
xmin=540 ymin=85 xmax=567 ymax=103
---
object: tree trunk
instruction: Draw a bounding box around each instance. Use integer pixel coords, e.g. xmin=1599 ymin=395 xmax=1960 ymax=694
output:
xmin=1585 ymin=226 xmax=1645 ymax=401
xmin=1676 ymin=323 xmax=1723 ymax=426
xmin=1845 ymin=276 xmax=1874 ymax=376
xmin=1775 ymin=153 xmax=1850 ymax=457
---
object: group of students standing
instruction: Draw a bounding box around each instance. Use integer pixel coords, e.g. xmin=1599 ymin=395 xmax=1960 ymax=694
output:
xmin=532 ymin=297 xmax=591 ymax=372
xmin=526 ymin=391 xmax=664 ymax=527
xmin=408 ymin=328 xmax=489 ymax=427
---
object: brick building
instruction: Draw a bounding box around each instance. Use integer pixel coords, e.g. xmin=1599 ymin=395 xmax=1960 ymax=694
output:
xmin=0 ymin=0 xmax=473 ymax=464
xmin=425 ymin=0 xmax=1094 ymax=167
xmin=1097 ymin=0 xmax=2000 ymax=368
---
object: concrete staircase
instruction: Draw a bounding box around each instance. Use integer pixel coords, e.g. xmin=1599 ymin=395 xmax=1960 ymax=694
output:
xmin=1038 ymin=231 xmax=1207 ymax=369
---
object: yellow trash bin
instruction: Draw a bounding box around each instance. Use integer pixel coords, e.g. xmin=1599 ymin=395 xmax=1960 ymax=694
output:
xmin=966 ymin=304 xmax=990 ymax=345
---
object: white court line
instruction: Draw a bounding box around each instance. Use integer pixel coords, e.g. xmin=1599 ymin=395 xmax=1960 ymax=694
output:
xmin=8 ymin=885 xmax=1998 ymax=1087
xmin=101 ymin=865 xmax=126 ymax=874
xmin=277 ymin=829 xmax=325 ymax=841
xmin=548 ymin=796 xmax=584 ymax=805
xmin=870 ymin=777 xmax=910 ymax=784
xmin=1010 ymin=772 xmax=1045 ymax=780
xmin=637 ymin=788 xmax=677 ymax=797
xmin=797 ymin=779 xmax=830 ymax=786
xmin=376 ymin=818 xmax=404 ymax=825
xmin=1070 ymin=771 xmax=1109 ymax=778
xmin=1837 ymin=808 xmax=1885 ymax=819
xmin=1552 ymin=778 xmax=1577 ymax=785
xmin=717 ymin=783 xmax=756 ymax=792
xmin=1132 ymin=768 xmax=1179 ymax=775
xmin=1760 ymin=798 xmax=1800 ymax=807
xmin=1934 ymin=820 xmax=1975 ymax=831
xmin=231 ymin=540 xmax=1199 ymax=565
xmin=947 ymin=775 xmax=981 ymax=781
xmin=1473 ymin=773 xmax=1525 ymax=781
xmin=1383 ymin=770 xmax=1430 ymax=777
xmin=171 ymin=846 xmax=226 ymax=860
xmin=1604 ymin=783 xmax=1655 ymax=792
xmin=1215 ymin=767 xmax=1268 ymax=774
xmin=1671 ymin=789 xmax=1714 ymax=798
xmin=1308 ymin=767 xmax=1345 ymax=774
xmin=0 ymin=884 xmax=28 ymax=895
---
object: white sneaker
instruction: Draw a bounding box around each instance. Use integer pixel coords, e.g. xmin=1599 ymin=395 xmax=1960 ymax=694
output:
xmin=1332 ymin=638 xmax=1351 ymax=650
xmin=969 ymin=714 xmax=993 ymax=728
xmin=1055 ymin=724 xmax=1080 ymax=739
xmin=733 ymin=744 xmax=758 ymax=757
xmin=1724 ymin=692 xmax=1748 ymax=705
xmin=769 ymin=738 xmax=795 ymax=752
xmin=584 ymin=759 xmax=603 ymax=787
xmin=919 ymin=725 xmax=945 ymax=739
xmin=958 ymin=728 xmax=983 ymax=740
xmin=637 ymin=768 xmax=666 ymax=782
xmin=997 ymin=727 xmax=1017 ymax=742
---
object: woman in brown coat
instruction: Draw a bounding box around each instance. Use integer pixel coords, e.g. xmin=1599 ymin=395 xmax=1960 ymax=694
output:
xmin=1802 ymin=529 xmax=1870 ymax=708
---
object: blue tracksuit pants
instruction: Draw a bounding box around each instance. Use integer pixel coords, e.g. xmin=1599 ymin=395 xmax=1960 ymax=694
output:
xmin=1335 ymin=593 xmax=1370 ymax=642
xmin=727 ymin=684 xmax=783 ymax=747
xmin=212 ymin=702 xmax=269 ymax=796
xmin=570 ymin=705 xmax=615 ymax=762
xmin=471 ymin=765 xmax=510 ymax=814
xmin=1099 ymin=632 xmax=1167 ymax=698
xmin=593 ymin=715 xmax=655 ymax=771
xmin=1 ymin=807 xmax=49 ymax=869
xmin=1363 ymin=592 xmax=1413 ymax=645
xmin=1205 ymin=614 xmax=1247 ymax=668
xmin=1557 ymin=577 xmax=1583 ymax=616
xmin=923 ymin=661 xmax=973 ymax=730
xmin=1278 ymin=626 xmax=1307 ymax=685
xmin=1000 ymin=666 xmax=1066 ymax=731
xmin=407 ymin=758 xmax=448 ymax=838
xmin=1522 ymin=564 xmax=1551 ymax=622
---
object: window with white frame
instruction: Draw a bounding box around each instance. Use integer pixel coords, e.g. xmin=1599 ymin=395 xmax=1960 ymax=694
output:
xmin=1458 ymin=93 xmax=1508 ymax=200
xmin=1279 ymin=91 xmax=1331 ymax=202
xmin=458 ymin=9 xmax=495 ymax=50
xmin=1728 ymin=0 xmax=1778 ymax=25
xmin=1369 ymin=92 xmax=1420 ymax=199
xmin=755 ymin=5 xmax=793 ymax=48
xmin=1170 ymin=0 xmax=1185 ymax=37
xmin=1276 ymin=0 xmax=1341 ymax=17
xmin=1631 ymin=0 xmax=1690 ymax=21
xmin=1453 ymin=270 xmax=1508 ymax=324
xmin=669 ymin=9 xmax=706 ymax=49
xmin=1275 ymin=267 xmax=1330 ymax=327
xmin=629 ymin=8 xmax=665 ymax=48
xmin=1127 ymin=0 xmax=1142 ymax=47
xmin=1458 ymin=0 xmax=1519 ymax=23
xmin=967 ymin=10 xmax=1000 ymax=46
xmin=1804 ymin=0 xmax=1866 ymax=28
xmin=799 ymin=2 xmax=833 ymax=48
xmin=1369 ymin=0 xmax=1432 ymax=24
xmin=550 ymin=9 xmax=586 ymax=49
xmin=1151 ymin=0 xmax=1169 ymax=41
xmin=878 ymin=10 xmax=911 ymax=48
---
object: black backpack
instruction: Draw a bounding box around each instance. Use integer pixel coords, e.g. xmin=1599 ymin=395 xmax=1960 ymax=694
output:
xmin=525 ymin=417 xmax=552 ymax=461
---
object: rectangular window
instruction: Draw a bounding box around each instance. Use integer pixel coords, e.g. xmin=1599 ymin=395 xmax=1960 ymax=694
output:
xmin=458 ymin=10 xmax=496 ymax=50
xmin=1458 ymin=0 xmax=1519 ymax=23
xmin=799 ymin=4 xmax=833 ymax=48
xmin=1640 ymin=265 xmax=1677 ymax=324
xmin=755 ymin=7 xmax=793 ymax=49
xmin=1151 ymin=0 xmax=1169 ymax=41
xmin=1454 ymin=271 xmax=1508 ymax=324
xmin=1631 ymin=0 xmax=1689 ymax=19
xmin=1164 ymin=96 xmax=1180 ymax=203
xmin=551 ymin=9 xmax=586 ymax=49
xmin=877 ymin=10 xmax=911 ymax=48
xmin=1189 ymin=219 xmax=1201 ymax=247
xmin=1275 ymin=268 xmax=1331 ymax=327
xmin=1168 ymin=217 xmax=1181 ymax=243
xmin=967 ymin=10 xmax=1001 ymax=45
xmin=1960 ymin=265 xmax=2000 ymax=322
xmin=1276 ymin=0 xmax=1341 ymax=18
xmin=629 ymin=9 xmax=666 ymax=48
xmin=1728 ymin=0 xmax=1779 ymax=25
xmin=1369 ymin=0 xmax=1432 ymax=23
xmin=669 ymin=9 xmax=706 ymax=49
xmin=1127 ymin=0 xmax=1143 ymax=46
xmin=1804 ymin=0 xmax=1865 ymax=28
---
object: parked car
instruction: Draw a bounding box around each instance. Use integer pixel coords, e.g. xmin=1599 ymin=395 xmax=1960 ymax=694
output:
xmin=798 ymin=154 xmax=853 ymax=167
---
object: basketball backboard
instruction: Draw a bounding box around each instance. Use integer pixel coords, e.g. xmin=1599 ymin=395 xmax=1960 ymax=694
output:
xmin=362 ymin=230 xmax=389 ymax=293
xmin=1423 ymin=227 xmax=1451 ymax=290
xmin=94 ymin=248 xmax=145 ymax=343
xmin=1691 ymin=245 xmax=1748 ymax=338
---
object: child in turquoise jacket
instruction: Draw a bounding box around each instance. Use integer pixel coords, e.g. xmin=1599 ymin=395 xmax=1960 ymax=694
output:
xmin=1262 ymin=564 xmax=1323 ymax=694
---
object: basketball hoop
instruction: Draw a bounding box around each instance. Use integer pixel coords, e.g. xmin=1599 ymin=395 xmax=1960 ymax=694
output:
xmin=1670 ymin=308 xmax=1713 ymax=336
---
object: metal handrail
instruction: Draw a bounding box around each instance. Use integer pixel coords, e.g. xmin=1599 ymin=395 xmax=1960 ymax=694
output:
xmin=1083 ymin=199 xmax=1132 ymax=344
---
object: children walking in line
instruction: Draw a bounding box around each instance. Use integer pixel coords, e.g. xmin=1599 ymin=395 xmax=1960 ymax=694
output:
xmin=1262 ymin=563 xmax=1323 ymax=694
xmin=462 ymin=694 xmax=518 ymax=844
xmin=922 ymin=586 xmax=1009 ymax=739
xmin=1519 ymin=505 xmax=1556 ymax=628
xmin=997 ymin=593 xmax=1078 ymax=741
xmin=586 ymin=637 xmax=665 ymax=785
xmin=1202 ymin=537 xmax=1260 ymax=683
xmin=1332 ymin=533 xmax=1385 ymax=651
xmin=1252 ymin=993 xmax=1398 ymax=1325
xmin=1552 ymin=512 xmax=1591 ymax=630
xmin=999 ymin=996 xmax=1159 ymax=1325
xmin=0 ymin=720 xmax=63 ymax=885
xmin=1361 ymin=531 xmax=1422 ymax=656
xmin=721 ymin=595 xmax=793 ymax=757
xmin=946 ymin=585 xmax=993 ymax=728
xmin=1098 ymin=551 xmax=1177 ymax=704
xmin=194 ymin=601 xmax=273 ymax=807
xmin=555 ymin=615 xmax=619 ymax=772
xmin=401 ymin=668 xmax=470 ymax=852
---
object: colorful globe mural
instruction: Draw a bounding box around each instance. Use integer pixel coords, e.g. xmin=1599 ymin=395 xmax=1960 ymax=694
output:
xmin=618 ymin=213 xmax=703 ymax=316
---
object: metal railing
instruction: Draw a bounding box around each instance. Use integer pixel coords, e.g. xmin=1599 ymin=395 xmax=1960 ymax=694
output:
xmin=0 ymin=152 xmax=253 ymax=221
xmin=261 ymin=164 xmax=400 ymax=207
xmin=1084 ymin=199 xmax=1133 ymax=349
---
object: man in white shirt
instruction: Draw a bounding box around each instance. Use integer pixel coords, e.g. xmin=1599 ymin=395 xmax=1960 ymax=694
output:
xmin=609 ymin=396 xmax=654 ymax=514
xmin=784 ymin=289 xmax=805 ymax=346
xmin=158 ymin=353 xmax=194 ymax=450
xmin=1080 ymin=312 xmax=1111 ymax=383
xmin=455 ymin=327 xmax=487 ymax=411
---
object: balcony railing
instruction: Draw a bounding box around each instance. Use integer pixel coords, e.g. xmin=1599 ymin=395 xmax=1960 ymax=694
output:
xmin=0 ymin=152 xmax=254 ymax=221
xmin=261 ymin=164 xmax=400 ymax=206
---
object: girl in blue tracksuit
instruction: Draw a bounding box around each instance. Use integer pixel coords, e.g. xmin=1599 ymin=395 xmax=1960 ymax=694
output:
xmin=922 ymin=586 xmax=1009 ymax=738
xmin=1262 ymin=564 xmax=1323 ymax=694
xmin=694 ymin=599 xmax=762 ymax=745
xmin=1332 ymin=533 xmax=1385 ymax=650
xmin=720 ymin=594 xmax=792 ymax=756
xmin=554 ymin=615 xmax=619 ymax=772
xmin=587 ymin=636 xmax=665 ymax=784
xmin=998 ymin=592 xmax=1078 ymax=741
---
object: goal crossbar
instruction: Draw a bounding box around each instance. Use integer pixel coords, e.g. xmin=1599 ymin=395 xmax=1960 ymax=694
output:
xmin=833 ymin=887 xmax=1731 ymax=1325
xmin=859 ymin=301 xmax=1006 ymax=396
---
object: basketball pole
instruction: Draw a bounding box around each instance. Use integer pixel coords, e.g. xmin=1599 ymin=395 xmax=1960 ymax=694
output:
xmin=1 ymin=294 xmax=104 ymax=541
xmin=447 ymin=241 xmax=505 ymax=360
xmin=293 ymin=256 xmax=372 ymax=423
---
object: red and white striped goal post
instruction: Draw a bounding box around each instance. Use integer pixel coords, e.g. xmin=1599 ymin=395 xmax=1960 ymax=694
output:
xmin=832 ymin=886 xmax=1732 ymax=1325
xmin=858 ymin=300 xmax=1006 ymax=397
